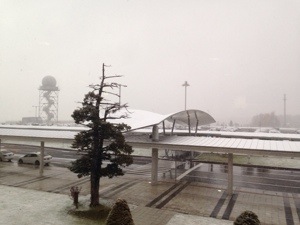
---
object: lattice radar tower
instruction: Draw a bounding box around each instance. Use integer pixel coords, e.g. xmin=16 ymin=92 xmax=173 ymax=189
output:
xmin=39 ymin=76 xmax=59 ymax=124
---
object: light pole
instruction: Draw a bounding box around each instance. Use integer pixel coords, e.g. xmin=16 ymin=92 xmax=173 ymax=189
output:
xmin=182 ymin=81 xmax=190 ymax=110
xmin=118 ymin=84 xmax=127 ymax=105
xmin=32 ymin=105 xmax=38 ymax=122
xmin=283 ymin=94 xmax=287 ymax=127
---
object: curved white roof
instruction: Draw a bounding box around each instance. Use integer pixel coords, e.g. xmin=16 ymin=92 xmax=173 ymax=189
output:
xmin=165 ymin=109 xmax=216 ymax=127
xmin=107 ymin=109 xmax=215 ymax=131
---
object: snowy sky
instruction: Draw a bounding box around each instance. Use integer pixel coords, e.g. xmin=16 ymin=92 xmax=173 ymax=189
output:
xmin=1 ymin=0 xmax=300 ymax=124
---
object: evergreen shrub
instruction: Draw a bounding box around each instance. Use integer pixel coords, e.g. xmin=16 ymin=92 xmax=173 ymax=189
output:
xmin=106 ymin=199 xmax=134 ymax=225
xmin=234 ymin=211 xmax=261 ymax=225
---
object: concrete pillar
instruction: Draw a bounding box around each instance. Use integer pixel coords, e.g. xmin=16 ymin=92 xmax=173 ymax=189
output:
xmin=162 ymin=121 xmax=166 ymax=135
xmin=39 ymin=141 xmax=44 ymax=177
xmin=152 ymin=125 xmax=159 ymax=141
xmin=227 ymin=153 xmax=233 ymax=196
xmin=151 ymin=148 xmax=158 ymax=185
xmin=151 ymin=125 xmax=159 ymax=185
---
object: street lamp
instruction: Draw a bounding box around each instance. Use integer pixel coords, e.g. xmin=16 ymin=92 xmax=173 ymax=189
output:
xmin=32 ymin=105 xmax=38 ymax=122
xmin=118 ymin=84 xmax=127 ymax=105
xmin=182 ymin=81 xmax=190 ymax=110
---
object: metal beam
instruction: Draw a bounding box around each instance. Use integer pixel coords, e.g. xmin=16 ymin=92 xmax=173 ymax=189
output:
xmin=194 ymin=111 xmax=199 ymax=136
xmin=171 ymin=120 xmax=176 ymax=135
xmin=187 ymin=111 xmax=191 ymax=135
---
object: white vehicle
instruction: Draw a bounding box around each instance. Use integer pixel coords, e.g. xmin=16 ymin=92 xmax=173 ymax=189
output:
xmin=0 ymin=150 xmax=14 ymax=162
xmin=18 ymin=152 xmax=52 ymax=166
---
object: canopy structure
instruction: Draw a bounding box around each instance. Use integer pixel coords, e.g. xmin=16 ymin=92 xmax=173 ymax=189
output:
xmin=164 ymin=109 xmax=215 ymax=127
xmin=1 ymin=109 xmax=299 ymax=197
xmin=107 ymin=109 xmax=216 ymax=132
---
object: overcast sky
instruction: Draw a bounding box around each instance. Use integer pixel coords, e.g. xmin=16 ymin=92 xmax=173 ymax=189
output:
xmin=1 ymin=0 xmax=300 ymax=125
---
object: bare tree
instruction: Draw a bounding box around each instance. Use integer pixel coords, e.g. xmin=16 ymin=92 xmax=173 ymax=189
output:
xmin=69 ymin=63 xmax=133 ymax=207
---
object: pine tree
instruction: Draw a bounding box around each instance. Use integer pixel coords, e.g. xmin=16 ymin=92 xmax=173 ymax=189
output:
xmin=234 ymin=211 xmax=261 ymax=225
xmin=106 ymin=199 xmax=134 ymax=225
xmin=69 ymin=63 xmax=133 ymax=207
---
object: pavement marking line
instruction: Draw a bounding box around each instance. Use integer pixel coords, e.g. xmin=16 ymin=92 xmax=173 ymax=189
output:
xmin=283 ymin=193 xmax=295 ymax=225
xmin=292 ymin=193 xmax=300 ymax=223
xmin=155 ymin=181 xmax=191 ymax=209
xmin=0 ymin=170 xmax=32 ymax=178
xmin=176 ymin=163 xmax=203 ymax=181
xmin=104 ymin=181 xmax=139 ymax=198
xmin=100 ymin=180 xmax=135 ymax=196
xmin=49 ymin=177 xmax=90 ymax=193
xmin=187 ymin=172 xmax=300 ymax=194
xmin=11 ymin=171 xmax=67 ymax=187
xmin=97 ymin=184 xmax=115 ymax=194
xmin=210 ymin=191 xmax=227 ymax=218
xmin=145 ymin=181 xmax=184 ymax=207
xmin=6 ymin=176 xmax=49 ymax=187
xmin=53 ymin=157 xmax=76 ymax=161
xmin=125 ymin=165 xmax=173 ymax=178
xmin=221 ymin=188 xmax=240 ymax=220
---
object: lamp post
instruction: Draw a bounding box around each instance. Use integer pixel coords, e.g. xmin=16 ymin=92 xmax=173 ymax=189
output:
xmin=118 ymin=84 xmax=127 ymax=105
xmin=283 ymin=94 xmax=286 ymax=127
xmin=182 ymin=81 xmax=190 ymax=110
xmin=32 ymin=105 xmax=38 ymax=122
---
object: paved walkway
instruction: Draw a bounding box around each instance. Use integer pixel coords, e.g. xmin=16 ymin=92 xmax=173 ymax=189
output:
xmin=0 ymin=184 xmax=231 ymax=225
xmin=0 ymin=161 xmax=299 ymax=225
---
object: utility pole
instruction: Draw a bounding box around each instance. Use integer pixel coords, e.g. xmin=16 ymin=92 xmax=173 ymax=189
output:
xmin=118 ymin=84 xmax=127 ymax=106
xmin=32 ymin=105 xmax=38 ymax=123
xmin=32 ymin=105 xmax=38 ymax=117
xmin=182 ymin=81 xmax=190 ymax=110
xmin=283 ymin=94 xmax=287 ymax=127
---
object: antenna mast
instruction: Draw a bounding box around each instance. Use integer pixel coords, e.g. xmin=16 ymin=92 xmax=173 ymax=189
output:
xmin=283 ymin=94 xmax=286 ymax=127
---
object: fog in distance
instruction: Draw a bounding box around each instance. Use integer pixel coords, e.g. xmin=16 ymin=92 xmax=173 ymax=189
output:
xmin=1 ymin=0 xmax=299 ymax=125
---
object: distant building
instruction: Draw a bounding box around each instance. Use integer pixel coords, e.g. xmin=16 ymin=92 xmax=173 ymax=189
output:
xmin=21 ymin=117 xmax=43 ymax=125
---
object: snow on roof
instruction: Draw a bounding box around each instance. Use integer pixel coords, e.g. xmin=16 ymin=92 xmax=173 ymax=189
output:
xmin=164 ymin=109 xmax=216 ymax=127
xmin=0 ymin=109 xmax=215 ymax=136
xmin=107 ymin=109 xmax=166 ymax=130
xmin=107 ymin=109 xmax=216 ymax=131
xmin=125 ymin=135 xmax=300 ymax=157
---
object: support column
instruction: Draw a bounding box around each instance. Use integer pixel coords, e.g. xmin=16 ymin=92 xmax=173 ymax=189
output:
xmin=171 ymin=120 xmax=176 ymax=135
xmin=151 ymin=148 xmax=158 ymax=185
xmin=227 ymin=153 xmax=233 ymax=196
xmin=39 ymin=141 xmax=45 ymax=177
xmin=151 ymin=125 xmax=159 ymax=185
